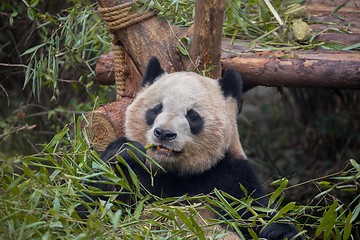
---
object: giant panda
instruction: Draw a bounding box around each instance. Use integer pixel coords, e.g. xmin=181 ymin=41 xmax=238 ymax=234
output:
xmin=100 ymin=57 xmax=302 ymax=239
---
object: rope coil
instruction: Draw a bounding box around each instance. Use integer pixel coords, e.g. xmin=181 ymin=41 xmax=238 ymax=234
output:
xmin=98 ymin=2 xmax=155 ymax=99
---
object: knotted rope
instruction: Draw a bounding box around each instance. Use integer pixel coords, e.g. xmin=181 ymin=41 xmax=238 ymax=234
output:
xmin=98 ymin=2 xmax=155 ymax=99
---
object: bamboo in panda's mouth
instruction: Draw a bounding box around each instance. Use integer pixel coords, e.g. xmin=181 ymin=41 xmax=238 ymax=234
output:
xmin=157 ymin=145 xmax=173 ymax=153
xmin=145 ymin=144 xmax=181 ymax=154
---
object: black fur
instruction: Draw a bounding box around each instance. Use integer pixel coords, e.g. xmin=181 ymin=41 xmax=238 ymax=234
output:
xmin=101 ymin=138 xmax=263 ymax=199
xmin=141 ymin=57 xmax=164 ymax=87
xmin=145 ymin=103 xmax=163 ymax=126
xmin=99 ymin=138 xmax=302 ymax=240
xmin=185 ymin=109 xmax=204 ymax=134
xmin=219 ymin=69 xmax=243 ymax=100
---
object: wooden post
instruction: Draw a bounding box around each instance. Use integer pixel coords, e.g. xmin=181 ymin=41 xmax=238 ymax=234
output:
xmin=189 ymin=0 xmax=225 ymax=78
xmin=97 ymin=0 xmax=189 ymax=74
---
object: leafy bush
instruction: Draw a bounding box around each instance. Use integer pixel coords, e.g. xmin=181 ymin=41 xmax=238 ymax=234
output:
xmin=1 ymin=118 xmax=359 ymax=239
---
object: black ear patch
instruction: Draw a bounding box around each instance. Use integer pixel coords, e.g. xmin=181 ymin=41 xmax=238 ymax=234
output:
xmin=141 ymin=57 xmax=165 ymax=87
xmin=219 ymin=69 xmax=243 ymax=100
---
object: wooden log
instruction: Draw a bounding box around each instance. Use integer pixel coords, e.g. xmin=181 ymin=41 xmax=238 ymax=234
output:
xmin=316 ymin=33 xmax=360 ymax=45
xmin=95 ymin=39 xmax=360 ymax=89
xmin=82 ymin=98 xmax=133 ymax=152
xmin=221 ymin=39 xmax=360 ymax=89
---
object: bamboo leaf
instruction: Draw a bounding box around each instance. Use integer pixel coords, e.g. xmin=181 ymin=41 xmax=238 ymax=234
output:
xmin=30 ymin=0 xmax=40 ymax=8
xmin=21 ymin=42 xmax=46 ymax=56
xmin=316 ymin=201 xmax=338 ymax=238
xmin=269 ymin=178 xmax=288 ymax=206
xmin=23 ymin=62 xmax=33 ymax=89
xmin=175 ymin=208 xmax=194 ymax=231
xmin=258 ymin=0 xmax=271 ymax=23
xmin=27 ymin=7 xmax=36 ymax=21
xmin=268 ymin=202 xmax=296 ymax=224
xmin=351 ymin=203 xmax=360 ymax=223
xmin=343 ymin=211 xmax=352 ymax=240
xmin=214 ymin=189 xmax=240 ymax=218
xmin=133 ymin=199 xmax=145 ymax=220
xmin=111 ymin=210 xmax=122 ymax=232
xmin=43 ymin=125 xmax=69 ymax=152
xmin=247 ymin=228 xmax=259 ymax=240
xmin=53 ymin=192 xmax=60 ymax=215
xmin=349 ymin=159 xmax=360 ymax=173
xmin=342 ymin=42 xmax=360 ymax=51
xmin=331 ymin=0 xmax=350 ymax=15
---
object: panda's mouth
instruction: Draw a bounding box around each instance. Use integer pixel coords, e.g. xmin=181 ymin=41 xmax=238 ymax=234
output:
xmin=151 ymin=145 xmax=182 ymax=155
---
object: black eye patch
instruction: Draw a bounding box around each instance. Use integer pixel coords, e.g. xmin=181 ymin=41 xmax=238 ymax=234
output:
xmin=186 ymin=109 xmax=204 ymax=134
xmin=145 ymin=103 xmax=163 ymax=126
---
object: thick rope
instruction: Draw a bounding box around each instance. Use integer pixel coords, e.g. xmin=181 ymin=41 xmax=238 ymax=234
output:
xmin=113 ymin=43 xmax=126 ymax=100
xmin=99 ymin=4 xmax=155 ymax=31
xmin=98 ymin=2 xmax=155 ymax=99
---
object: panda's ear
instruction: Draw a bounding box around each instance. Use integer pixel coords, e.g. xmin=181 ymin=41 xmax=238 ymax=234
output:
xmin=141 ymin=57 xmax=165 ymax=87
xmin=219 ymin=69 xmax=243 ymax=100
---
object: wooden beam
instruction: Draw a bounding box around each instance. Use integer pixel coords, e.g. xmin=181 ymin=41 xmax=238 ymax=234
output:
xmin=95 ymin=40 xmax=360 ymax=89
xmin=221 ymin=39 xmax=360 ymax=89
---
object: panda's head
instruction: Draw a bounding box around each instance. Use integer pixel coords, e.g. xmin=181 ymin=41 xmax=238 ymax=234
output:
xmin=125 ymin=57 xmax=245 ymax=175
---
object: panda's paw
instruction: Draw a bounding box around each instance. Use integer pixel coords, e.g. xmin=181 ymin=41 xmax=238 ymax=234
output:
xmin=101 ymin=137 xmax=146 ymax=164
xmin=259 ymin=223 xmax=303 ymax=240
xmin=117 ymin=141 xmax=147 ymax=164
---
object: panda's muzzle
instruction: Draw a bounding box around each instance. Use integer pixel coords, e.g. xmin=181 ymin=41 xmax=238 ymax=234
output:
xmin=150 ymin=128 xmax=182 ymax=155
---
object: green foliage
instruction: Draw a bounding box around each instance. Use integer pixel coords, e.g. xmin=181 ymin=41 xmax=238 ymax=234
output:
xmin=20 ymin=1 xmax=111 ymax=99
xmin=1 ymin=1 xmax=359 ymax=238
xmin=135 ymin=0 xmax=196 ymax=26
xmin=138 ymin=0 xmax=359 ymax=51
xmin=1 ymin=118 xmax=359 ymax=239
xmin=0 ymin=0 xmax=112 ymax=156
xmin=138 ymin=0 xmax=324 ymax=50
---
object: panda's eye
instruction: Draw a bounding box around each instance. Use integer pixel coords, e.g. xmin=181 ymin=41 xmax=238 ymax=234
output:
xmin=145 ymin=103 xmax=163 ymax=126
xmin=186 ymin=109 xmax=204 ymax=134
xmin=153 ymin=103 xmax=163 ymax=114
xmin=186 ymin=110 xmax=199 ymax=121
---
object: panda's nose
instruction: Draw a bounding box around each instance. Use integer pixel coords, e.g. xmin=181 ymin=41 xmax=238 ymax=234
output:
xmin=154 ymin=128 xmax=177 ymax=141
